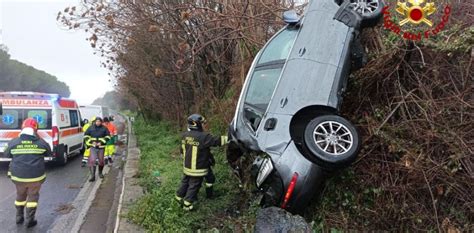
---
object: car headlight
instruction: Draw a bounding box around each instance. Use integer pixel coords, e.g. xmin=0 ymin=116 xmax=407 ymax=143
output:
xmin=256 ymin=157 xmax=274 ymax=188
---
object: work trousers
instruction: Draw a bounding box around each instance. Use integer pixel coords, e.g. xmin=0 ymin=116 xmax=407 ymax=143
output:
xmin=204 ymin=168 xmax=215 ymax=188
xmin=105 ymin=144 xmax=115 ymax=158
xmin=13 ymin=180 xmax=44 ymax=208
xmin=176 ymin=175 xmax=204 ymax=203
xmin=89 ymin=147 xmax=105 ymax=167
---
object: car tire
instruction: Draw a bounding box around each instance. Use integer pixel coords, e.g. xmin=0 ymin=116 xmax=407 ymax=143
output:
xmin=346 ymin=0 xmax=384 ymax=28
xmin=303 ymin=115 xmax=360 ymax=169
xmin=58 ymin=146 xmax=68 ymax=166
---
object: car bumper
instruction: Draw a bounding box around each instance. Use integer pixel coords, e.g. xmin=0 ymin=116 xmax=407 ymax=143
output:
xmin=0 ymin=157 xmax=54 ymax=162
xmin=258 ymin=141 xmax=328 ymax=213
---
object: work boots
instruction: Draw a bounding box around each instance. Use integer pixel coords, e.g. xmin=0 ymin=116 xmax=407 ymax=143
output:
xmin=25 ymin=207 xmax=37 ymax=228
xmin=98 ymin=166 xmax=104 ymax=179
xmin=89 ymin=166 xmax=96 ymax=182
xmin=15 ymin=206 xmax=24 ymax=224
xmin=107 ymin=157 xmax=113 ymax=167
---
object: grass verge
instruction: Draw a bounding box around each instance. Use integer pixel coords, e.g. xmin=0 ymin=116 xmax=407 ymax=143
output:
xmin=127 ymin=118 xmax=257 ymax=232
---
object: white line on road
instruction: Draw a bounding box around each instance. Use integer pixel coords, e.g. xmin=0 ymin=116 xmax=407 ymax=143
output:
xmin=48 ymin=165 xmax=111 ymax=233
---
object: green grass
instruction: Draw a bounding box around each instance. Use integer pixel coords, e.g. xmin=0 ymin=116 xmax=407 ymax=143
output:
xmin=127 ymin=118 xmax=256 ymax=232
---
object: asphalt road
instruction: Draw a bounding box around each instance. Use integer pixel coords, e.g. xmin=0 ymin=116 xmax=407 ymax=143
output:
xmin=0 ymin=151 xmax=89 ymax=233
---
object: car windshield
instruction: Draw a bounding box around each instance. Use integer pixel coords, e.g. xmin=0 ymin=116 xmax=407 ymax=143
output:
xmin=243 ymin=27 xmax=298 ymax=131
xmin=0 ymin=109 xmax=52 ymax=130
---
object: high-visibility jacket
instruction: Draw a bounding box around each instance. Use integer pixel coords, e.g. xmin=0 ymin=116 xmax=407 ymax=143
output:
xmin=5 ymin=134 xmax=51 ymax=182
xmin=104 ymin=122 xmax=117 ymax=145
xmin=180 ymin=130 xmax=228 ymax=177
xmin=84 ymin=125 xmax=111 ymax=148
xmin=82 ymin=122 xmax=91 ymax=133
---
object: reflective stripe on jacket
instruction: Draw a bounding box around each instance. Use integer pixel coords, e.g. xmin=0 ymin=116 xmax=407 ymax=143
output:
xmin=180 ymin=131 xmax=228 ymax=177
xmin=5 ymin=134 xmax=51 ymax=182
xmin=84 ymin=125 xmax=111 ymax=148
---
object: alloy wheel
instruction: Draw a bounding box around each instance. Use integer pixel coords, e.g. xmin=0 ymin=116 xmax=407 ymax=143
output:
xmin=312 ymin=121 xmax=354 ymax=156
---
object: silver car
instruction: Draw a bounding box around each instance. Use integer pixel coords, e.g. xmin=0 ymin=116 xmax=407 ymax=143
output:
xmin=227 ymin=0 xmax=384 ymax=212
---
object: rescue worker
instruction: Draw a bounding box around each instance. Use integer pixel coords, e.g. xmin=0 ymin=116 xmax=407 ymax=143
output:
xmin=175 ymin=114 xmax=228 ymax=211
xmin=5 ymin=118 xmax=51 ymax=228
xmin=103 ymin=117 xmax=117 ymax=166
xmin=84 ymin=117 xmax=110 ymax=182
xmin=81 ymin=117 xmax=96 ymax=167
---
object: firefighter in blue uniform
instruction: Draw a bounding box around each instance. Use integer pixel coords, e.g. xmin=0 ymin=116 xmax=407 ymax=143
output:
xmin=5 ymin=118 xmax=52 ymax=228
xmin=175 ymin=114 xmax=228 ymax=211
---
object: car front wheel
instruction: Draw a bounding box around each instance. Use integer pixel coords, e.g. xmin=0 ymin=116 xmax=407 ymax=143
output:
xmin=347 ymin=0 xmax=384 ymax=28
xmin=303 ymin=115 xmax=360 ymax=169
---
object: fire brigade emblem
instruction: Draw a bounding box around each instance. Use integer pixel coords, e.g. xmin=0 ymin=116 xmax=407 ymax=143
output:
xmin=396 ymin=0 xmax=436 ymax=27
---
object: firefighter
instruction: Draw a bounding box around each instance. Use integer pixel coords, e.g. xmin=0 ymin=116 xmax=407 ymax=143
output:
xmin=103 ymin=117 xmax=117 ymax=166
xmin=5 ymin=118 xmax=51 ymax=228
xmin=84 ymin=117 xmax=110 ymax=182
xmin=175 ymin=114 xmax=228 ymax=211
xmin=81 ymin=117 xmax=96 ymax=167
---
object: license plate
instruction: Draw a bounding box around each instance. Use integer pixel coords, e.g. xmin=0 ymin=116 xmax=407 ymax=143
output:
xmin=256 ymin=158 xmax=274 ymax=188
xmin=0 ymin=142 xmax=7 ymax=153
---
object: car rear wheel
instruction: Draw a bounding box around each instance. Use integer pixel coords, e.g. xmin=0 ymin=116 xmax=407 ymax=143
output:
xmin=303 ymin=115 xmax=360 ymax=169
xmin=347 ymin=0 xmax=384 ymax=28
xmin=58 ymin=147 xmax=68 ymax=166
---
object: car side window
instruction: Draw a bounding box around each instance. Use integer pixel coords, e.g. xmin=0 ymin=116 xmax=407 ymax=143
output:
xmin=69 ymin=110 xmax=79 ymax=127
xmin=245 ymin=67 xmax=283 ymax=111
xmin=243 ymin=66 xmax=283 ymax=131
xmin=257 ymin=28 xmax=298 ymax=65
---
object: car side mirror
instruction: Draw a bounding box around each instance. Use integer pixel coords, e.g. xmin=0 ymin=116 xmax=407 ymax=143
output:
xmin=283 ymin=10 xmax=300 ymax=24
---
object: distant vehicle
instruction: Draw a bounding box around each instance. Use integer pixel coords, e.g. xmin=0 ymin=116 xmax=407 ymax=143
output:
xmin=227 ymin=0 xmax=383 ymax=212
xmin=79 ymin=105 xmax=110 ymax=122
xmin=0 ymin=92 xmax=84 ymax=165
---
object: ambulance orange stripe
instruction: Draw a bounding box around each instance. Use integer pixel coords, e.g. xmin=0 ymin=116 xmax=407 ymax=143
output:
xmin=0 ymin=132 xmax=20 ymax=138
xmin=60 ymin=128 xmax=82 ymax=137
xmin=0 ymin=131 xmax=53 ymax=139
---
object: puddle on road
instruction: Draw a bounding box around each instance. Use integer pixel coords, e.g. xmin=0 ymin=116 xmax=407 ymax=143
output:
xmin=55 ymin=203 xmax=75 ymax=215
xmin=67 ymin=184 xmax=82 ymax=189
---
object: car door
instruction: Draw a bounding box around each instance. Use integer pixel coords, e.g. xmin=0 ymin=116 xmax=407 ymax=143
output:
xmin=236 ymin=26 xmax=299 ymax=151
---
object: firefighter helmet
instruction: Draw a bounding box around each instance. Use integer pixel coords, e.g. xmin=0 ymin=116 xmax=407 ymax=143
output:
xmin=21 ymin=118 xmax=39 ymax=135
xmin=22 ymin=118 xmax=39 ymax=131
xmin=187 ymin=114 xmax=206 ymax=131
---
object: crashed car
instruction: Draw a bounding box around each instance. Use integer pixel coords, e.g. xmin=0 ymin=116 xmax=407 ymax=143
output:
xmin=226 ymin=0 xmax=384 ymax=212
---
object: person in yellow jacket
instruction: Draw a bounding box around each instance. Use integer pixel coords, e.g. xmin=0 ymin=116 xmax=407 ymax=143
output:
xmin=81 ymin=117 xmax=96 ymax=167
xmin=103 ymin=117 xmax=117 ymax=166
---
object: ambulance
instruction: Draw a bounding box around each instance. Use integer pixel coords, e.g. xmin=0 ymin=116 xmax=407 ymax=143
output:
xmin=79 ymin=105 xmax=110 ymax=122
xmin=0 ymin=92 xmax=84 ymax=165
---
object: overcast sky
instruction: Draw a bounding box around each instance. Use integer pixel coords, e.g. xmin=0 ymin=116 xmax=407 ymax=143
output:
xmin=1 ymin=0 xmax=113 ymax=105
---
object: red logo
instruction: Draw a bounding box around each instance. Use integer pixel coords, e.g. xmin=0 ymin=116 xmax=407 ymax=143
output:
xmin=383 ymin=0 xmax=451 ymax=41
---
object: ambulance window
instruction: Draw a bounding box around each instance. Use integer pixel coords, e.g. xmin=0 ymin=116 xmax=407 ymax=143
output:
xmin=0 ymin=110 xmax=20 ymax=129
xmin=70 ymin=110 xmax=79 ymax=127
xmin=26 ymin=110 xmax=52 ymax=129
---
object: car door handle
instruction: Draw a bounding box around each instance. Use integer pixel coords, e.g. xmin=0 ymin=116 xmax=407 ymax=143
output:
xmin=280 ymin=97 xmax=288 ymax=108
xmin=264 ymin=118 xmax=277 ymax=131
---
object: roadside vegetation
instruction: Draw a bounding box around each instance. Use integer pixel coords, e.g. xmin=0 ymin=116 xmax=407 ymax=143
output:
xmin=61 ymin=0 xmax=472 ymax=231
